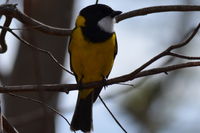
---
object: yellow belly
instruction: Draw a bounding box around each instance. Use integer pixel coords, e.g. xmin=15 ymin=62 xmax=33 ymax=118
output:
xmin=69 ymin=27 xmax=117 ymax=98
xmin=69 ymin=27 xmax=116 ymax=83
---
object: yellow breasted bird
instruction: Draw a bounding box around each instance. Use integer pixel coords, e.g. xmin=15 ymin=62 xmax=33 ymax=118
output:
xmin=68 ymin=4 xmax=122 ymax=132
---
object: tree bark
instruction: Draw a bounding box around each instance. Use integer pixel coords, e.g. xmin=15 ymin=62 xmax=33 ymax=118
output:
xmin=3 ymin=0 xmax=74 ymax=133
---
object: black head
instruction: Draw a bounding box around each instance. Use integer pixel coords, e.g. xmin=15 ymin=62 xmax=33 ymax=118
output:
xmin=80 ymin=4 xmax=122 ymax=28
xmin=78 ymin=4 xmax=122 ymax=42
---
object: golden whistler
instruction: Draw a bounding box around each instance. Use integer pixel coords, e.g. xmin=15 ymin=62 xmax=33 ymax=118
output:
xmin=68 ymin=4 xmax=122 ymax=132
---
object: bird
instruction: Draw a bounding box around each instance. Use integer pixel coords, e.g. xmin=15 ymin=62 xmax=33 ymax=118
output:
xmin=68 ymin=4 xmax=122 ymax=132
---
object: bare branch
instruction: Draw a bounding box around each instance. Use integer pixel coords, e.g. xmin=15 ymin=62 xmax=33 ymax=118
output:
xmin=0 ymin=4 xmax=72 ymax=36
xmin=0 ymin=4 xmax=199 ymax=96
xmin=115 ymin=23 xmax=200 ymax=84
xmin=107 ymin=61 xmax=200 ymax=86
xmin=2 ymin=115 xmax=19 ymax=133
xmin=0 ymin=84 xmax=71 ymax=93
xmin=116 ymin=5 xmax=200 ymax=22
xmin=99 ymin=96 xmax=128 ymax=133
xmin=168 ymin=23 xmax=200 ymax=50
xmin=7 ymin=93 xmax=71 ymax=126
xmin=95 ymin=0 xmax=99 ymax=4
xmin=169 ymin=52 xmax=200 ymax=60
xmin=136 ymin=61 xmax=200 ymax=77
xmin=1 ymin=4 xmax=200 ymax=35
xmin=0 ymin=22 xmax=199 ymax=93
xmin=0 ymin=61 xmax=200 ymax=93
xmin=0 ymin=26 xmax=74 ymax=75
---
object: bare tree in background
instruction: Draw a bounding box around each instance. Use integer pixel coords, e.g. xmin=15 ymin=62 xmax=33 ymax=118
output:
xmin=2 ymin=0 xmax=74 ymax=133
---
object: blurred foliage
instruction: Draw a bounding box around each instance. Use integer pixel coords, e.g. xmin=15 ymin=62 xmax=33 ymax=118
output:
xmin=122 ymin=79 xmax=162 ymax=127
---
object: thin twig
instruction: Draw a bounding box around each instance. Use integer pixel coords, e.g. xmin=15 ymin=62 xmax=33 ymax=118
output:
xmin=2 ymin=115 xmax=19 ymax=133
xmin=8 ymin=93 xmax=76 ymax=133
xmin=99 ymin=96 xmax=128 ymax=133
xmin=0 ymin=4 xmax=72 ymax=36
xmin=102 ymin=77 xmax=149 ymax=101
xmin=7 ymin=93 xmax=71 ymax=126
xmin=0 ymin=26 xmax=74 ymax=75
xmin=0 ymin=5 xmax=199 ymax=94
xmin=95 ymin=0 xmax=99 ymax=4
xmin=106 ymin=23 xmax=200 ymax=85
xmin=0 ymin=84 xmax=71 ymax=93
xmin=169 ymin=52 xmax=200 ymax=60
xmin=0 ymin=61 xmax=200 ymax=93
xmin=1 ymin=4 xmax=200 ymax=35
xmin=135 ymin=61 xmax=200 ymax=78
xmin=116 ymin=5 xmax=200 ymax=22
xmin=169 ymin=24 xmax=200 ymax=50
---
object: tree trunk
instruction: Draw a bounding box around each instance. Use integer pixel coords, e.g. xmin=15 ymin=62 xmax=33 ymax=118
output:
xmin=3 ymin=0 xmax=74 ymax=133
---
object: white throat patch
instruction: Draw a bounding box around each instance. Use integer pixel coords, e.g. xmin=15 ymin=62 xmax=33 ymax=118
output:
xmin=97 ymin=16 xmax=115 ymax=33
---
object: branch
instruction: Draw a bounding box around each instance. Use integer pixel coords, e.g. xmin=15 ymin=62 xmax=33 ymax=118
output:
xmin=0 ymin=4 xmax=72 ymax=36
xmin=169 ymin=52 xmax=200 ymax=60
xmin=1 ymin=4 xmax=200 ymax=35
xmin=0 ymin=4 xmax=200 ymax=94
xmin=2 ymin=115 xmax=19 ymax=133
xmin=115 ymin=23 xmax=200 ymax=83
xmin=0 ymin=61 xmax=200 ymax=93
xmin=95 ymin=0 xmax=99 ymax=4
xmin=99 ymin=96 xmax=127 ymax=133
xmin=0 ymin=22 xmax=199 ymax=93
xmin=116 ymin=5 xmax=200 ymax=22
xmin=7 ymin=93 xmax=71 ymax=126
xmin=134 ymin=62 xmax=200 ymax=78
xmin=0 ymin=26 xmax=73 ymax=75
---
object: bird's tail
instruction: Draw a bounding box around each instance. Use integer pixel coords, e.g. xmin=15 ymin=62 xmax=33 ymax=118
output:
xmin=70 ymin=92 xmax=93 ymax=132
xmin=70 ymin=87 xmax=102 ymax=132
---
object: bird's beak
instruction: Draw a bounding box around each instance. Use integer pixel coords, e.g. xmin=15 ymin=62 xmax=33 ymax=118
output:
xmin=110 ymin=10 xmax=122 ymax=17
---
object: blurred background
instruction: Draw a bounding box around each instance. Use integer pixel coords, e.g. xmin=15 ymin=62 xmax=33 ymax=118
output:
xmin=0 ymin=0 xmax=200 ymax=133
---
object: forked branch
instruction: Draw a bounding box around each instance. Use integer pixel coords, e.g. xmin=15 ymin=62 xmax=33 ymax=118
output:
xmin=0 ymin=4 xmax=200 ymax=92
